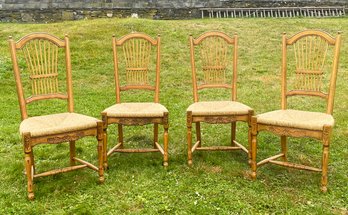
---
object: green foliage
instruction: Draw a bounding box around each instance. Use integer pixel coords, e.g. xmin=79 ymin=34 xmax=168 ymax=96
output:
xmin=0 ymin=17 xmax=347 ymax=214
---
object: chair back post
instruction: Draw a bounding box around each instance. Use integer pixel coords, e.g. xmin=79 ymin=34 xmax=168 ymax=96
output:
xmin=9 ymin=37 xmax=28 ymax=120
xmin=154 ymin=34 xmax=161 ymax=103
xmin=112 ymin=35 xmax=121 ymax=103
xmin=326 ymin=32 xmax=342 ymax=115
xmin=189 ymin=34 xmax=199 ymax=102
xmin=64 ymin=35 xmax=74 ymax=113
xmin=232 ymin=33 xmax=238 ymax=101
xmin=281 ymin=32 xmax=288 ymax=110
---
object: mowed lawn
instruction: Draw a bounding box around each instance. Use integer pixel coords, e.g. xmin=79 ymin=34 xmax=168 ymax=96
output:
xmin=0 ymin=17 xmax=347 ymax=214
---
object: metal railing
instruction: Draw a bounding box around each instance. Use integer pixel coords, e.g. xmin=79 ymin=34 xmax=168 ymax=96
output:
xmin=200 ymin=7 xmax=346 ymax=18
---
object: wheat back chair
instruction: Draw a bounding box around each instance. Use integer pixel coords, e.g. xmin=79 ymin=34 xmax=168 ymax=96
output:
xmin=101 ymin=32 xmax=169 ymax=168
xmin=250 ymin=30 xmax=342 ymax=192
xmin=9 ymin=33 xmax=104 ymax=200
xmin=187 ymin=31 xmax=254 ymax=165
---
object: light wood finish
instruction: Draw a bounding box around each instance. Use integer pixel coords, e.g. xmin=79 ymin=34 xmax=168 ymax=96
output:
xmin=102 ymin=32 xmax=169 ymax=168
xmin=9 ymin=33 xmax=105 ymax=200
xmin=250 ymin=30 xmax=341 ymax=192
xmin=187 ymin=31 xmax=254 ymax=165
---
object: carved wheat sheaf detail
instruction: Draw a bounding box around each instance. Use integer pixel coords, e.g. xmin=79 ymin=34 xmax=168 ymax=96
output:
xmin=22 ymin=39 xmax=60 ymax=96
xmin=200 ymin=36 xmax=228 ymax=85
xmin=122 ymin=38 xmax=152 ymax=85
xmin=293 ymin=36 xmax=328 ymax=92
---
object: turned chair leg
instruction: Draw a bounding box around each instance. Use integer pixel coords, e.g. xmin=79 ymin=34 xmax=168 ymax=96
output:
xmin=251 ymin=117 xmax=258 ymax=179
xmin=251 ymin=133 xmax=258 ymax=179
xmin=97 ymin=139 xmax=105 ymax=183
xmin=118 ymin=124 xmax=124 ymax=149
xmin=154 ymin=123 xmax=159 ymax=149
xmin=280 ymin=136 xmax=287 ymax=162
xmin=25 ymin=153 xmax=34 ymax=200
xmin=23 ymin=133 xmax=34 ymax=200
xmin=321 ymin=144 xmax=330 ymax=192
xmin=231 ymin=122 xmax=236 ymax=146
xmin=247 ymin=110 xmax=255 ymax=165
xmin=163 ymin=124 xmax=169 ymax=167
xmin=29 ymin=150 xmax=35 ymax=174
xmin=69 ymin=141 xmax=76 ymax=166
xmin=196 ymin=122 xmax=201 ymax=147
xmin=97 ymin=122 xmax=105 ymax=183
xmin=247 ymin=124 xmax=252 ymax=165
xmin=187 ymin=112 xmax=193 ymax=166
xmin=102 ymin=128 xmax=108 ymax=169
xmin=101 ymin=113 xmax=108 ymax=169
xmin=321 ymin=126 xmax=331 ymax=192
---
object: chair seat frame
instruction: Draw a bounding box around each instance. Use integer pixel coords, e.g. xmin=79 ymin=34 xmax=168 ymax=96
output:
xmin=187 ymin=111 xmax=254 ymax=165
xmin=102 ymin=112 xmax=169 ymax=166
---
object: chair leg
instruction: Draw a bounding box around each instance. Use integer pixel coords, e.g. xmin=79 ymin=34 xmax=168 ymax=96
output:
xmin=196 ymin=122 xmax=201 ymax=147
xmin=231 ymin=122 xmax=236 ymax=146
xmin=23 ymin=133 xmax=34 ymax=200
xmin=250 ymin=117 xmax=258 ymax=179
xmin=187 ymin=112 xmax=193 ymax=166
xmin=97 ymin=122 xmax=105 ymax=183
xmin=163 ymin=124 xmax=169 ymax=167
xmin=247 ymin=110 xmax=254 ymax=166
xmin=29 ymin=150 xmax=35 ymax=174
xmin=103 ymin=128 xmax=108 ymax=169
xmin=101 ymin=113 xmax=108 ymax=169
xmin=25 ymin=153 xmax=34 ymax=200
xmin=280 ymin=136 xmax=287 ymax=162
xmin=118 ymin=124 xmax=124 ymax=149
xmin=69 ymin=141 xmax=76 ymax=166
xmin=154 ymin=123 xmax=159 ymax=149
xmin=247 ymin=124 xmax=252 ymax=165
xmin=321 ymin=126 xmax=331 ymax=192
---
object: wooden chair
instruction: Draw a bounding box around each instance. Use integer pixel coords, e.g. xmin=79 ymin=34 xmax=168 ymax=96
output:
xmin=187 ymin=32 xmax=254 ymax=165
xmin=9 ymin=33 xmax=105 ymax=200
xmin=101 ymin=33 xmax=169 ymax=167
xmin=250 ymin=30 xmax=342 ymax=192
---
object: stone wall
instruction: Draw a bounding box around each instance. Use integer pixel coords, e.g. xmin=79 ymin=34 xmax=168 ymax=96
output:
xmin=0 ymin=0 xmax=346 ymax=22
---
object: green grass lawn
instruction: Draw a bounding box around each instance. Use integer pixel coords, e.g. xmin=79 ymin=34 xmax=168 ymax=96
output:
xmin=0 ymin=17 xmax=347 ymax=214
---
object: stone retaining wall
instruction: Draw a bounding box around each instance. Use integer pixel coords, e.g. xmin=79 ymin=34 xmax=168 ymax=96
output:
xmin=0 ymin=0 xmax=346 ymax=22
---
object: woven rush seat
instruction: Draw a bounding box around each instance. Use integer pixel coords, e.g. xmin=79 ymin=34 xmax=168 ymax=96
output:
xmin=20 ymin=113 xmax=100 ymax=137
xmin=103 ymin=102 xmax=168 ymax=118
xmin=256 ymin=109 xmax=334 ymax=130
xmin=187 ymin=101 xmax=252 ymax=116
